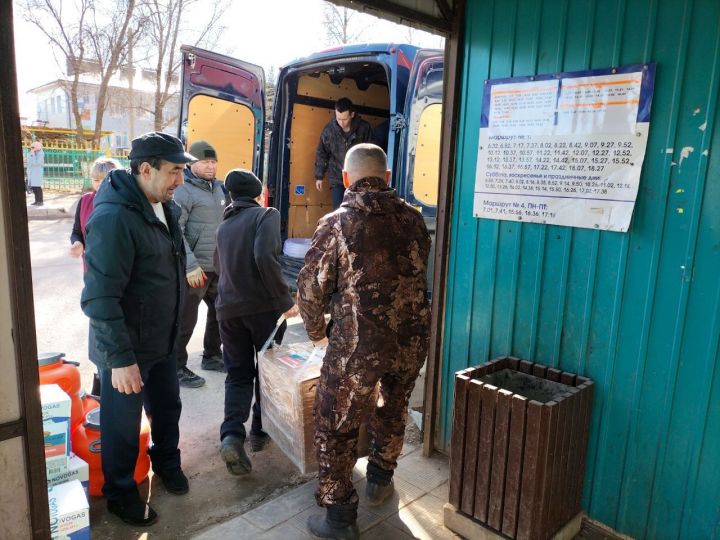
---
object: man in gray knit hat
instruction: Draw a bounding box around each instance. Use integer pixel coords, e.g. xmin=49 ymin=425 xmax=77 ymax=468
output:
xmin=173 ymin=140 xmax=228 ymax=388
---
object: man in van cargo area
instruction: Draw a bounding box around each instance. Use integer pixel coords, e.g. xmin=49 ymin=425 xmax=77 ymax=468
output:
xmin=214 ymin=169 xmax=299 ymax=475
xmin=173 ymin=140 xmax=227 ymax=389
xmin=314 ymin=97 xmax=372 ymax=210
xmin=298 ymin=143 xmax=431 ymax=539
xmin=81 ymin=132 xmax=193 ymax=527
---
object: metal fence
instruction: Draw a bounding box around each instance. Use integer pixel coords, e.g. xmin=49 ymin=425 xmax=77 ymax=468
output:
xmin=22 ymin=146 xmax=130 ymax=192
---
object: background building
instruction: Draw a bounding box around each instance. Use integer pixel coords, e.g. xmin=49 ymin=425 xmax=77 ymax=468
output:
xmin=27 ymin=63 xmax=178 ymax=153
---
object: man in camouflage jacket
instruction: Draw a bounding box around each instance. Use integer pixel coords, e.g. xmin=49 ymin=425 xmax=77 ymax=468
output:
xmin=314 ymin=97 xmax=372 ymax=210
xmin=298 ymin=143 xmax=431 ymax=539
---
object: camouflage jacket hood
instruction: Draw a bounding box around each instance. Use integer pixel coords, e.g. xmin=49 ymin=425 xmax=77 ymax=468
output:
xmin=297 ymin=175 xmax=431 ymax=349
xmin=339 ymin=176 xmax=402 ymax=214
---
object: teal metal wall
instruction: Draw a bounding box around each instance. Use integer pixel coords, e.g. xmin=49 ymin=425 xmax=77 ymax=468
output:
xmin=440 ymin=0 xmax=720 ymax=538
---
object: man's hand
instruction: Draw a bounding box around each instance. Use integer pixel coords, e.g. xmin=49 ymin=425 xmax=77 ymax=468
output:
xmin=283 ymin=304 xmax=300 ymax=319
xmin=187 ymin=267 xmax=207 ymax=288
xmin=313 ymin=337 xmax=329 ymax=348
xmin=69 ymin=241 xmax=84 ymax=258
xmin=112 ymin=364 xmax=143 ymax=394
xmin=315 ymin=179 xmax=324 ymax=192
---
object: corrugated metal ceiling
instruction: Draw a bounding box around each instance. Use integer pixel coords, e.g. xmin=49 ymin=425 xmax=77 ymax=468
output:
xmin=329 ymin=0 xmax=453 ymax=34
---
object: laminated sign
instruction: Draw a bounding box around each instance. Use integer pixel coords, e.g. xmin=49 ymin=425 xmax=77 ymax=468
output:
xmin=474 ymin=64 xmax=655 ymax=231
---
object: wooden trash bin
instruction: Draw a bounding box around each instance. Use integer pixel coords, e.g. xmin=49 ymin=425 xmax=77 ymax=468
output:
xmin=445 ymin=356 xmax=594 ymax=540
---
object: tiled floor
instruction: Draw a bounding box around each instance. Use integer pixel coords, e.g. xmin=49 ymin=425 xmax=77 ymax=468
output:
xmin=192 ymin=449 xmax=462 ymax=540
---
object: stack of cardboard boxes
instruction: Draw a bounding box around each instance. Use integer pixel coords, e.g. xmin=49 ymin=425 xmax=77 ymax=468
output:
xmin=258 ymin=342 xmax=374 ymax=474
xmin=41 ymin=384 xmax=90 ymax=539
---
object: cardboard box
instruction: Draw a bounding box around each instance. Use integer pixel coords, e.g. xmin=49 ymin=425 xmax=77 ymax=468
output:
xmin=47 ymin=453 xmax=89 ymax=494
xmin=259 ymin=342 xmax=374 ymax=474
xmin=41 ymin=384 xmax=71 ymax=425
xmin=47 ymin=480 xmax=90 ymax=539
xmin=45 ymin=455 xmax=69 ymax=480
xmin=41 ymin=385 xmax=71 ymax=477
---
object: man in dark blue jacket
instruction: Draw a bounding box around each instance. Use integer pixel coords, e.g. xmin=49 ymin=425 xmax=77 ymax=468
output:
xmin=81 ymin=132 xmax=194 ymax=526
xmin=214 ymin=169 xmax=298 ymax=475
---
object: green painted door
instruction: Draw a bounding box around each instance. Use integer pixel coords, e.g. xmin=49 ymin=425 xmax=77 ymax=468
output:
xmin=440 ymin=0 xmax=720 ymax=538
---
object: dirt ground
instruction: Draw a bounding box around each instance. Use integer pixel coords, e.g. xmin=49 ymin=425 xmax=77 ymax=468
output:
xmin=28 ymin=198 xmax=424 ymax=539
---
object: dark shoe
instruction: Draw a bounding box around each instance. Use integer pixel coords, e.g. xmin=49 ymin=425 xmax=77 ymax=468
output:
xmin=249 ymin=429 xmax=270 ymax=452
xmin=107 ymin=494 xmax=158 ymax=526
xmin=200 ymin=354 xmax=225 ymax=372
xmin=220 ymin=434 xmax=252 ymax=475
xmin=365 ymin=478 xmax=394 ymax=506
xmin=307 ymin=503 xmax=359 ymax=540
xmin=152 ymin=466 xmax=189 ymax=495
xmin=177 ymin=366 xmax=205 ymax=388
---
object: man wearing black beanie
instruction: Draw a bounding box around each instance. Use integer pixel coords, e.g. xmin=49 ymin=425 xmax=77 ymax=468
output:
xmin=213 ymin=169 xmax=298 ymax=474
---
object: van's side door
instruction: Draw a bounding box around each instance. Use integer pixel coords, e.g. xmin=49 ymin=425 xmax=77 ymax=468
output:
xmin=179 ymin=45 xmax=265 ymax=182
xmin=400 ymin=50 xmax=444 ymax=294
xmin=399 ymin=51 xmax=444 ymax=220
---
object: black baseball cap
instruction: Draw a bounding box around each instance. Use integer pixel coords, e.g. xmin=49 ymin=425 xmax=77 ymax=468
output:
xmin=129 ymin=132 xmax=195 ymax=163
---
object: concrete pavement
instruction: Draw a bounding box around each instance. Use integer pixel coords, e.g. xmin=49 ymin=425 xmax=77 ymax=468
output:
xmin=192 ymin=449 xmax=458 ymax=540
xmin=25 ymin=189 xmax=77 ymax=220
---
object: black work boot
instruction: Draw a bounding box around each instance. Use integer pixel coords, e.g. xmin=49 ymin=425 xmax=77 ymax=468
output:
xmin=249 ymin=429 xmax=270 ymax=452
xmin=177 ymin=366 xmax=205 ymax=388
xmin=152 ymin=466 xmax=189 ymax=495
xmin=107 ymin=493 xmax=157 ymax=526
xmin=366 ymin=478 xmax=394 ymax=506
xmin=365 ymin=462 xmax=395 ymax=506
xmin=200 ymin=354 xmax=225 ymax=372
xmin=220 ymin=434 xmax=252 ymax=475
xmin=307 ymin=503 xmax=359 ymax=539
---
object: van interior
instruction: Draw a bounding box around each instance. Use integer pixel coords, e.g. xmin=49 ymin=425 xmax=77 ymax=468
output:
xmin=276 ymin=61 xmax=390 ymax=241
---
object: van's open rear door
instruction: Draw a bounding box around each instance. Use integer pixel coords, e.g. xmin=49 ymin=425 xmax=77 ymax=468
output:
xmin=179 ymin=46 xmax=265 ymax=182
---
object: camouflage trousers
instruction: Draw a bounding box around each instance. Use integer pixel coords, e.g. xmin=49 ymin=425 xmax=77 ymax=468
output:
xmin=313 ymin=346 xmax=425 ymax=507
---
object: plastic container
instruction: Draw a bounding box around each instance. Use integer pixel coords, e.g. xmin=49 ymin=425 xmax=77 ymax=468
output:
xmin=71 ymin=408 xmax=151 ymax=497
xmin=38 ymin=352 xmax=84 ymax=432
xmin=283 ymin=238 xmax=312 ymax=259
xmin=80 ymin=391 xmax=99 ymax=418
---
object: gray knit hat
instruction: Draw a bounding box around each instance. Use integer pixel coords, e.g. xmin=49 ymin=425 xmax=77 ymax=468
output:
xmin=188 ymin=140 xmax=218 ymax=161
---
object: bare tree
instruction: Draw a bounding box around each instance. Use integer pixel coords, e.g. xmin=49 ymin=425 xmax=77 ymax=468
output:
xmin=137 ymin=0 xmax=227 ymax=131
xmin=22 ymin=0 xmax=140 ymax=148
xmin=85 ymin=0 xmax=140 ymax=145
xmin=21 ymin=0 xmax=92 ymax=145
xmin=323 ymin=2 xmax=364 ymax=45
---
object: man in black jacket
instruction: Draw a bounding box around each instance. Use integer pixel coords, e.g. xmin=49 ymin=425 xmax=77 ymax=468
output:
xmin=314 ymin=97 xmax=372 ymax=210
xmin=81 ymin=132 xmax=194 ymax=526
xmin=214 ymin=169 xmax=298 ymax=475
